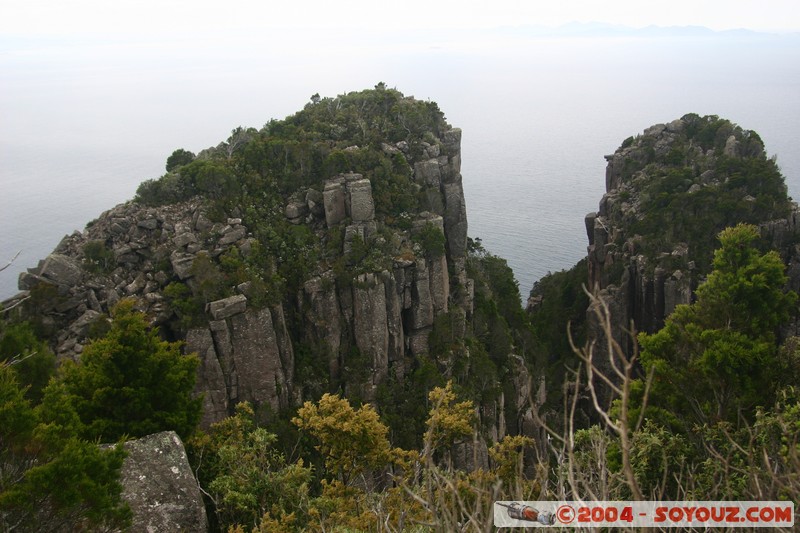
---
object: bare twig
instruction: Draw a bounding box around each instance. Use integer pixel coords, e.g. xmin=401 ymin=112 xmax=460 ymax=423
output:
xmin=0 ymin=251 xmax=21 ymax=273
xmin=570 ymin=287 xmax=643 ymax=500
xmin=2 ymin=295 xmax=30 ymax=313
xmin=6 ymin=351 xmax=37 ymax=366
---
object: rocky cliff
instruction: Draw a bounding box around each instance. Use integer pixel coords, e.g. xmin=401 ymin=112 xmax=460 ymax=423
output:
xmin=1 ymin=89 xmax=542 ymax=479
xmin=1 ymin=89 xmax=522 ymax=440
xmin=583 ymin=113 xmax=799 ymax=363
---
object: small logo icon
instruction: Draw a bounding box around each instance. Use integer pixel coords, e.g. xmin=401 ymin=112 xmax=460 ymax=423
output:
xmin=497 ymin=502 xmax=556 ymax=525
xmin=557 ymin=504 xmax=576 ymax=524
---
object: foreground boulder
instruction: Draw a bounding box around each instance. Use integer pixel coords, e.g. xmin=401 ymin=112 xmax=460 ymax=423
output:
xmin=118 ymin=431 xmax=208 ymax=532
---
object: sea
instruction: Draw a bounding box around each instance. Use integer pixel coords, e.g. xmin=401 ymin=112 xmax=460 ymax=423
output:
xmin=2 ymin=27 xmax=799 ymax=302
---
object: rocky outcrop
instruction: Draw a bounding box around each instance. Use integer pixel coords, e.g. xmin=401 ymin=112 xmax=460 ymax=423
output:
xmin=286 ymin=132 xmax=470 ymax=397
xmin=320 ymin=173 xmax=377 ymax=229
xmin=353 ymin=272 xmax=389 ymax=386
xmin=347 ymin=177 xmax=376 ymax=223
xmin=209 ymin=294 xmax=247 ymax=320
xmin=410 ymin=129 xmax=469 ymax=262
xmin=584 ymin=114 xmax=800 ymax=367
xmin=4 ymin=118 xmax=473 ymax=430
xmin=10 ymin=200 xmax=256 ymax=359
xmin=188 ymin=327 xmax=229 ymax=428
xmin=323 ymin=180 xmax=347 ymax=227
xmin=299 ymin=273 xmax=343 ymax=379
xmin=117 ymin=431 xmax=208 ymax=532
xmin=4 ymin=197 xmax=298 ymax=427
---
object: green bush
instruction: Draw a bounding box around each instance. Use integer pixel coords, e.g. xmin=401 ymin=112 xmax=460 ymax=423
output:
xmin=43 ymin=300 xmax=202 ymax=441
xmin=0 ymin=364 xmax=131 ymax=531
xmin=635 ymin=224 xmax=798 ymax=431
xmin=165 ymin=148 xmax=196 ymax=172
xmin=83 ymin=240 xmax=115 ymax=274
xmin=413 ymin=222 xmax=446 ymax=259
xmin=163 ymin=281 xmax=206 ymax=330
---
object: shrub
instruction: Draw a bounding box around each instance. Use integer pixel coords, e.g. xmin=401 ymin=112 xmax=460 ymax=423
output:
xmin=413 ymin=222 xmax=446 ymax=259
xmin=43 ymin=300 xmax=202 ymax=441
xmin=83 ymin=240 xmax=114 ymax=274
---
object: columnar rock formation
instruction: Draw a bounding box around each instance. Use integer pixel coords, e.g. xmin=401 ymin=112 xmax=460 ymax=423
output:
xmin=2 ymin=125 xmax=474 ymax=429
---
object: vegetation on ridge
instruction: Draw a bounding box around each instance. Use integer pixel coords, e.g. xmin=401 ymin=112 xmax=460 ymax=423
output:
xmin=133 ymin=86 xmax=451 ymax=329
xmin=609 ymin=113 xmax=790 ymax=272
xmin=135 ymin=84 xmax=445 ymax=212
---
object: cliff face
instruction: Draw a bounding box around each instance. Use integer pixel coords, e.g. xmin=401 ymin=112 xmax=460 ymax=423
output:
xmin=584 ymin=114 xmax=799 ymax=359
xmin=5 ymin=116 xmax=476 ymax=430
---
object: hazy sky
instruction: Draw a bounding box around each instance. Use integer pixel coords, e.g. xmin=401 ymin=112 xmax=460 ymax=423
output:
xmin=2 ymin=0 xmax=799 ymax=36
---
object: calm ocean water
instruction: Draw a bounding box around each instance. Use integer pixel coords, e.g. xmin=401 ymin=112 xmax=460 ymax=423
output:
xmin=2 ymin=30 xmax=799 ymax=302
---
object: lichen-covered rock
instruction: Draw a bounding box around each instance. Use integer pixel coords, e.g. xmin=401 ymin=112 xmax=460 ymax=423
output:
xmin=187 ymin=305 xmax=296 ymax=423
xmin=218 ymin=226 xmax=246 ymax=247
xmin=384 ymin=270 xmax=405 ymax=369
xmin=69 ymin=309 xmax=103 ymax=337
xmin=170 ymin=251 xmax=196 ymax=280
xmin=229 ymin=308 xmax=289 ymax=411
xmin=117 ymin=431 xmax=208 ymax=533
xmin=443 ymin=180 xmax=468 ymax=258
xmin=306 ymin=189 xmax=324 ymax=218
xmin=410 ymin=258 xmax=433 ymax=331
xmin=428 ymin=255 xmax=449 ymax=314
xmin=323 ymin=179 xmax=346 ymax=227
xmin=300 ymin=274 xmax=343 ymax=380
xmin=414 ymin=159 xmax=441 ymax=187
xmin=285 ymin=200 xmax=309 ymax=222
xmin=173 ymin=231 xmax=198 ymax=248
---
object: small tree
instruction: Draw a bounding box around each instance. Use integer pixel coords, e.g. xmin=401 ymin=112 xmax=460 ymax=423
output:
xmin=293 ymin=393 xmax=392 ymax=486
xmin=423 ymin=381 xmax=475 ymax=462
xmin=44 ymin=299 xmax=202 ymax=442
xmin=413 ymin=222 xmax=446 ymax=259
xmin=82 ymin=240 xmax=115 ymax=274
xmin=489 ymin=434 xmax=535 ymax=488
xmin=0 ymin=321 xmax=56 ymax=402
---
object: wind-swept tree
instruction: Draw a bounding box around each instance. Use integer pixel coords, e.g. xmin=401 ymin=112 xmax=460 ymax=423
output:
xmin=165 ymin=148 xmax=195 ymax=172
